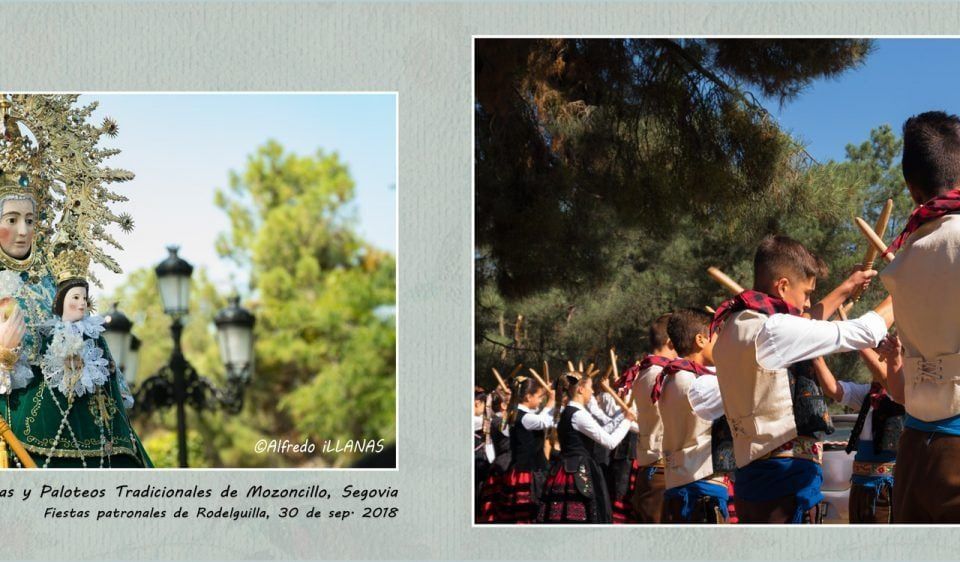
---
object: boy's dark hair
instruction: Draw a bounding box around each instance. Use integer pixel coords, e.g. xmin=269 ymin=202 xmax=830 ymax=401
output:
xmin=753 ymin=235 xmax=828 ymax=290
xmin=666 ymin=308 xmax=712 ymax=357
xmin=902 ymin=111 xmax=960 ymax=201
xmin=648 ymin=313 xmax=672 ymax=351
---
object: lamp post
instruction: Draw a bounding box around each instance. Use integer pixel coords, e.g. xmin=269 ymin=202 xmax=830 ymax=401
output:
xmin=122 ymin=246 xmax=256 ymax=468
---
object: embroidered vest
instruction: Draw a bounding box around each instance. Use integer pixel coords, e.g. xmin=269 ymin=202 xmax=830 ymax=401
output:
xmin=714 ymin=309 xmax=812 ymax=467
xmin=659 ymin=368 xmax=720 ymax=488
xmin=881 ymin=214 xmax=960 ymax=421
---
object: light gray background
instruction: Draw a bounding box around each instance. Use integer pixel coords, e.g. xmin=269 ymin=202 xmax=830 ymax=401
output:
xmin=1 ymin=2 xmax=959 ymax=561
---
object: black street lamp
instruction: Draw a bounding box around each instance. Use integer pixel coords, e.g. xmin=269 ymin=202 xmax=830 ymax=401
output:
xmin=116 ymin=246 xmax=256 ymax=468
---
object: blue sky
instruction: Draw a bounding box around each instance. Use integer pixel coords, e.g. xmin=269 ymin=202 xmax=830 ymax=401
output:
xmin=762 ymin=39 xmax=960 ymax=163
xmin=76 ymin=93 xmax=397 ymax=301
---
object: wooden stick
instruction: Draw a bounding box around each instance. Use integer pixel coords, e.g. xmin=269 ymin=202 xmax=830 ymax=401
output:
xmin=0 ymin=416 xmax=36 ymax=468
xmin=508 ymin=363 xmax=524 ymax=379
xmin=850 ymin=199 xmax=894 ymax=302
xmin=600 ymin=380 xmax=632 ymax=414
xmin=707 ymin=266 xmax=746 ymax=295
xmin=527 ymin=368 xmax=550 ymax=391
xmin=609 ymin=348 xmax=619 ymax=381
xmin=837 ymin=304 xmax=849 ymax=321
xmin=490 ymin=368 xmax=510 ymax=394
xmin=704 ymin=305 xmax=716 ymax=314
xmin=543 ymin=361 xmax=550 ymax=384
xmin=855 ymin=217 xmax=896 ymax=263
xmin=567 ymin=360 xmax=576 ymax=373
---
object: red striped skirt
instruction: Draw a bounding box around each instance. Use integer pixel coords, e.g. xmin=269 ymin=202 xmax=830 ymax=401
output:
xmin=494 ymin=467 xmax=540 ymax=524
xmin=610 ymin=459 xmax=642 ymax=524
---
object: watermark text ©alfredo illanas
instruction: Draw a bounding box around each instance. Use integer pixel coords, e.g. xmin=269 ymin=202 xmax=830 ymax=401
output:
xmin=254 ymin=438 xmax=385 ymax=455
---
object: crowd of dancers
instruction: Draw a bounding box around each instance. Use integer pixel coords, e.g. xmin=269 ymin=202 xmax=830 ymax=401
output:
xmin=474 ymin=111 xmax=960 ymax=524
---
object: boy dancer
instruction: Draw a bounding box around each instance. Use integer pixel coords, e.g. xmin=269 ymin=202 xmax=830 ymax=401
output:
xmin=711 ymin=235 xmax=893 ymax=523
xmin=629 ymin=314 xmax=677 ymax=523
xmin=881 ymin=111 xmax=960 ymax=523
xmin=654 ymin=309 xmax=731 ymax=523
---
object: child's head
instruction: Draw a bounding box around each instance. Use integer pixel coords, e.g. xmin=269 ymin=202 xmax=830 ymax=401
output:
xmin=902 ymin=111 xmax=960 ymax=204
xmin=667 ymin=308 xmax=717 ymax=365
xmin=648 ymin=313 xmax=676 ymax=359
xmin=753 ymin=235 xmax=827 ymax=310
xmin=474 ymin=387 xmax=487 ymax=416
xmin=506 ymin=376 xmax=544 ymax=423
xmin=553 ymin=369 xmax=595 ymax=422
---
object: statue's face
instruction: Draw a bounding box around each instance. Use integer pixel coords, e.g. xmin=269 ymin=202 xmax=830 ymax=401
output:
xmin=0 ymin=198 xmax=34 ymax=259
xmin=62 ymin=286 xmax=88 ymax=322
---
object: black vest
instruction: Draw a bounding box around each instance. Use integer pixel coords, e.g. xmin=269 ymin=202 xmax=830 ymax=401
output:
xmin=509 ymin=411 xmax=547 ymax=471
xmin=710 ymin=416 xmax=736 ymax=473
xmin=847 ymin=387 xmax=906 ymax=455
xmin=558 ymin=405 xmax=591 ymax=459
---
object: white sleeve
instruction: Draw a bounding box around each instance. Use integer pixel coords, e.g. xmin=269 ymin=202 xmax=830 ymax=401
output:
xmin=521 ymin=407 xmax=555 ymax=431
xmin=599 ymin=393 xmax=619 ymax=417
xmin=571 ymin=408 xmax=631 ymax=450
xmin=484 ymin=442 xmax=495 ymax=463
xmin=756 ymin=311 xmax=888 ymax=371
xmin=600 ymin=411 xmax=626 ymax=433
xmin=472 ymin=415 xmax=483 ymax=432
xmin=687 ymin=376 xmax=725 ymax=421
xmin=587 ymin=396 xmax=614 ymax=425
xmin=837 ymin=381 xmax=872 ymax=409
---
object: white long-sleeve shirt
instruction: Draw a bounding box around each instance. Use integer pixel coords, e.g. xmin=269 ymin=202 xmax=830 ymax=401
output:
xmin=687 ymin=375 xmax=726 ymax=422
xmin=838 ymin=380 xmax=873 ymax=441
xmin=518 ymin=404 xmax=555 ymax=431
xmin=591 ymin=395 xmax=639 ymax=433
xmin=567 ymin=400 xmax=632 ymax=450
xmin=756 ymin=311 xmax=888 ymax=371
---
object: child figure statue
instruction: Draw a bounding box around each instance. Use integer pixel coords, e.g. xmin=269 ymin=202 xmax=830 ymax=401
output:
xmin=17 ymin=272 xmax=153 ymax=468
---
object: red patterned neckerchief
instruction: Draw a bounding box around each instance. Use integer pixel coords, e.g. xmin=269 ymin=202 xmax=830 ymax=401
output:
xmin=709 ymin=289 xmax=802 ymax=335
xmin=614 ymin=354 xmax=671 ymax=396
xmin=888 ymin=187 xmax=960 ymax=253
xmin=650 ymin=358 xmax=713 ymax=404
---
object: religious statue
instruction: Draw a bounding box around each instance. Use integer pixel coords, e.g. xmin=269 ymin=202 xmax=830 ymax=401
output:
xmin=0 ymin=94 xmax=151 ymax=468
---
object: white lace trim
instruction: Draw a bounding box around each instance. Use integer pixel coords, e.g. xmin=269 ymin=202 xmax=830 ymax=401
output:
xmin=0 ymin=352 xmax=33 ymax=395
xmin=0 ymin=270 xmax=23 ymax=299
xmin=40 ymin=317 xmax=110 ymax=399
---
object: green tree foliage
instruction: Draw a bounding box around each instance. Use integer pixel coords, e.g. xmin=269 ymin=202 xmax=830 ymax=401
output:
xmin=216 ymin=140 xmax=396 ymax=467
xmin=112 ymin=141 xmax=395 ymax=467
xmin=476 ymin=38 xmax=873 ymax=298
xmin=475 ymin=39 xmax=908 ymax=393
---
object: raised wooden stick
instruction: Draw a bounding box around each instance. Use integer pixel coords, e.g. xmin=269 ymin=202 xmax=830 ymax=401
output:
xmin=704 ymin=305 xmax=716 ymax=314
xmin=707 ymin=266 xmax=745 ymax=295
xmin=837 ymin=304 xmax=849 ymax=321
xmin=850 ymin=199 xmax=894 ymax=302
xmin=527 ymin=368 xmax=550 ymax=391
xmin=855 ymin=217 xmax=896 ymax=263
xmin=543 ymin=361 xmax=550 ymax=384
xmin=0 ymin=416 xmax=36 ymax=468
xmin=600 ymin=380 xmax=632 ymax=414
xmin=838 ymin=302 xmax=852 ymax=320
xmin=490 ymin=368 xmax=510 ymax=394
